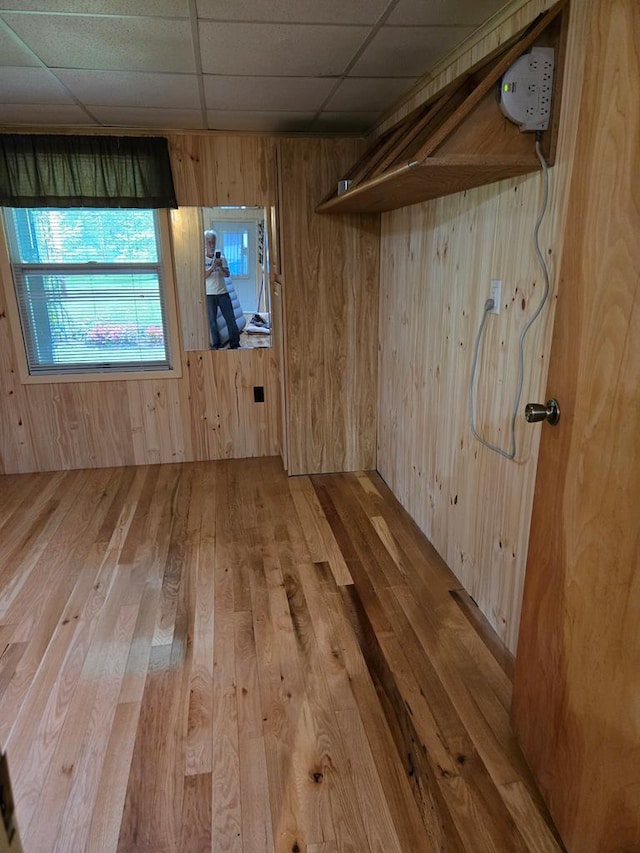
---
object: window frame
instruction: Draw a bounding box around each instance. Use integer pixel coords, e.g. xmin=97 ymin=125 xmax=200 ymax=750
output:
xmin=0 ymin=208 xmax=182 ymax=384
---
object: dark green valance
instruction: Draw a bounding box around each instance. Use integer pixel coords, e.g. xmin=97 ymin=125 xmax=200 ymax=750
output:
xmin=0 ymin=134 xmax=177 ymax=208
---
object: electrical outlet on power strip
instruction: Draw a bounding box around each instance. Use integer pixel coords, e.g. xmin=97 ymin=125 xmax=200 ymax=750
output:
xmin=500 ymin=46 xmax=555 ymax=132
xmin=489 ymin=280 xmax=502 ymax=314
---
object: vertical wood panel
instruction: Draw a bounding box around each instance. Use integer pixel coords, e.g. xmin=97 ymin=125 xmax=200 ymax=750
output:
xmin=376 ymin=0 xmax=587 ymax=651
xmin=0 ymin=134 xmax=281 ymax=473
xmin=0 ymin=279 xmax=37 ymax=472
xmin=167 ymin=134 xmax=277 ymax=208
xmin=279 ymin=138 xmax=379 ymax=475
xmin=170 ymin=206 xmax=209 ymax=353
xmin=269 ymin=276 xmax=287 ymax=471
xmin=377 ymin=180 xmax=551 ymax=655
xmin=513 ymin=0 xmax=640 ymax=849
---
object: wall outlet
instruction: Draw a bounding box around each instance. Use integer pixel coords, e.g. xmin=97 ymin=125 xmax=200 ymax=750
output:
xmin=489 ymin=280 xmax=502 ymax=314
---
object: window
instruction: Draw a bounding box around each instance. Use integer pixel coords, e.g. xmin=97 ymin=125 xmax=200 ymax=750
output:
xmin=2 ymin=207 xmax=179 ymax=379
xmin=218 ymin=223 xmax=251 ymax=279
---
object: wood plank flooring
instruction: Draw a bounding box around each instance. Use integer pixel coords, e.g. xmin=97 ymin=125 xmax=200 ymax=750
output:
xmin=0 ymin=458 xmax=562 ymax=852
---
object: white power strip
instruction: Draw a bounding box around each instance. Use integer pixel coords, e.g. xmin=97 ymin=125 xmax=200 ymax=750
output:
xmin=500 ymin=46 xmax=555 ymax=132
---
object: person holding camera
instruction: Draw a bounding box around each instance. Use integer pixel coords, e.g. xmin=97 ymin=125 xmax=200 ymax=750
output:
xmin=204 ymin=229 xmax=241 ymax=350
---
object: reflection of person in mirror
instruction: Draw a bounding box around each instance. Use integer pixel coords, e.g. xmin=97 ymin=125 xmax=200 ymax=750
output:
xmin=204 ymin=229 xmax=240 ymax=350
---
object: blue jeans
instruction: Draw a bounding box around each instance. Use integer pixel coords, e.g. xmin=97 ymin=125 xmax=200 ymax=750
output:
xmin=206 ymin=293 xmax=240 ymax=349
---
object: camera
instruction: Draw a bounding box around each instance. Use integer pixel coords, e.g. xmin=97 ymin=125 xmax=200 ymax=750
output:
xmin=215 ymin=251 xmax=221 ymax=258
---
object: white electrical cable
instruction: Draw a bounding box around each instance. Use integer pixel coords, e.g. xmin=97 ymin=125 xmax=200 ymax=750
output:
xmin=468 ymin=138 xmax=551 ymax=460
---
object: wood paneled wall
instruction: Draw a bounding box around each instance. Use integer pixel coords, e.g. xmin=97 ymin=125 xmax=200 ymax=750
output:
xmin=0 ymin=132 xmax=381 ymax=476
xmin=0 ymin=133 xmax=282 ymax=473
xmin=376 ymin=0 xmax=586 ymax=651
xmin=168 ymin=133 xmax=276 ymax=208
xmin=170 ymin=206 xmax=210 ymax=352
xmin=279 ymin=138 xmax=379 ymax=475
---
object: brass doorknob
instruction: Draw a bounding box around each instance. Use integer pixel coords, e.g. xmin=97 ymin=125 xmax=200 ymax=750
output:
xmin=524 ymin=399 xmax=560 ymax=425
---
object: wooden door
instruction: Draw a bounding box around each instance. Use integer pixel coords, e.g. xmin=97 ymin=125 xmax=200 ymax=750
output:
xmin=512 ymin=2 xmax=640 ymax=851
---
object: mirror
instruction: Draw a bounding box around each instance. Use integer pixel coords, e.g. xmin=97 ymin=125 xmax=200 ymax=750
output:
xmin=171 ymin=205 xmax=272 ymax=352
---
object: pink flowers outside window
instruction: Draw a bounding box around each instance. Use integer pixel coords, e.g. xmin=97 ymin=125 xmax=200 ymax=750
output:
xmin=86 ymin=323 xmax=164 ymax=346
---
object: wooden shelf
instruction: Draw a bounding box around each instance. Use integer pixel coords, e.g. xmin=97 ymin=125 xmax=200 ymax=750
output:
xmin=318 ymin=155 xmax=540 ymax=214
xmin=317 ymin=0 xmax=569 ymax=215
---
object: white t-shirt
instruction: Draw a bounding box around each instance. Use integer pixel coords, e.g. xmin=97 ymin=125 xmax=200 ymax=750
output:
xmin=205 ymin=254 xmax=229 ymax=296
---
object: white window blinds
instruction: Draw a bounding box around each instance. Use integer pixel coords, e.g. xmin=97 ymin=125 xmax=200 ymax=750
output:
xmin=3 ymin=208 xmax=173 ymax=376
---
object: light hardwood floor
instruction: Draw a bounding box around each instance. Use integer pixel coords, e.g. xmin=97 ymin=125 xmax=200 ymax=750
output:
xmin=0 ymin=458 xmax=562 ymax=852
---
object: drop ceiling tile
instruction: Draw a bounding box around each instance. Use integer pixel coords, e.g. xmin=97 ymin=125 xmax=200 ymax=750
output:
xmin=387 ymin=0 xmax=507 ymax=26
xmin=90 ymin=106 xmax=204 ymax=128
xmin=350 ymin=24 xmax=475 ymax=77
xmin=0 ymin=1 xmax=188 ymax=14
xmin=1 ymin=13 xmax=195 ymax=73
xmin=0 ymin=103 xmax=95 ymax=125
xmin=0 ymin=25 xmax=39 ymax=66
xmin=204 ymin=75 xmax=336 ymax=112
xmin=197 ymin=0 xmax=391 ymax=25
xmin=0 ymin=66 xmax=75 ymax=103
xmin=325 ymin=76 xmax=416 ymax=112
xmin=311 ymin=111 xmax=378 ymax=133
xmin=56 ymin=70 xmax=200 ymax=108
xmin=199 ymin=22 xmax=368 ymax=76
xmin=206 ymin=110 xmax=315 ymax=132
